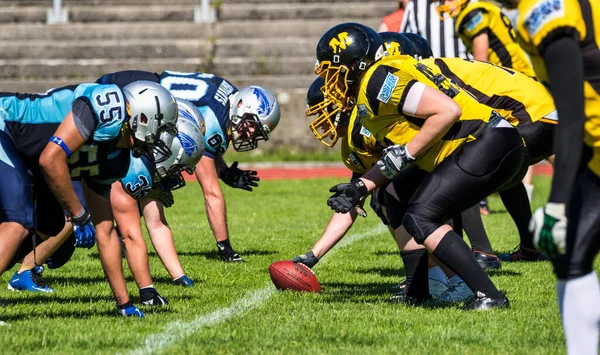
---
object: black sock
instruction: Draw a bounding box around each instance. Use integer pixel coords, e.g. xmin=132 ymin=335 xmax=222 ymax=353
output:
xmin=462 ymin=204 xmax=494 ymax=254
xmin=217 ymin=239 xmax=232 ymax=249
xmin=499 ymin=183 xmax=535 ymax=249
xmin=117 ymin=301 xmax=133 ymax=309
xmin=400 ymin=249 xmax=430 ymax=298
xmin=432 ymin=231 xmax=502 ymax=298
xmin=139 ymin=287 xmax=157 ymax=301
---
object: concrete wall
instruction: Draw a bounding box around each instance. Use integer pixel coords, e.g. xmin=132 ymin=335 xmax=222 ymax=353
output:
xmin=0 ymin=0 xmax=396 ymax=152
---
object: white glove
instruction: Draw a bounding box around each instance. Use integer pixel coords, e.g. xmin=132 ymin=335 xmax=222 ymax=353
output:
xmin=529 ymin=202 xmax=567 ymax=256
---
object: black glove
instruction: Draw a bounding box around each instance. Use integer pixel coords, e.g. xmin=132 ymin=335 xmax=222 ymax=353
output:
xmin=219 ymin=161 xmax=259 ymax=191
xmin=292 ymin=250 xmax=319 ymax=268
xmin=327 ymin=179 xmax=368 ymax=214
xmin=146 ymin=188 xmax=174 ymax=208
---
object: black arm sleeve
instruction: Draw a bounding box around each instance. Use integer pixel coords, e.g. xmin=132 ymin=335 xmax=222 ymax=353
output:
xmin=72 ymin=98 xmax=97 ymax=142
xmin=543 ymin=37 xmax=586 ymax=204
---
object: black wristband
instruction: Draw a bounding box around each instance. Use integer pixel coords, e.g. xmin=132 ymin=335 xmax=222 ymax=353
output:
xmin=71 ymin=210 xmax=90 ymax=226
xmin=351 ymin=179 xmax=368 ymax=197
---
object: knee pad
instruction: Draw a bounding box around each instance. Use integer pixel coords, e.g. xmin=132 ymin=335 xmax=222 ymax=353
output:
xmin=384 ymin=188 xmax=407 ymax=230
xmin=403 ymin=211 xmax=441 ymax=244
xmin=47 ymin=233 xmax=76 ymax=269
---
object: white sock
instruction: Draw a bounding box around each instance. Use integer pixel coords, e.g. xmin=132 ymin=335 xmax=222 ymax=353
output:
xmin=428 ymin=266 xmax=448 ymax=285
xmin=525 ymin=184 xmax=534 ymax=202
xmin=557 ymin=272 xmax=600 ymax=355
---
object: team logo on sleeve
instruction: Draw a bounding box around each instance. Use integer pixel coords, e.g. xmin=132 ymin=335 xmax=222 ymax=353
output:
xmin=360 ymin=126 xmax=372 ymax=138
xmin=377 ymin=73 xmax=399 ymax=103
xmin=464 ymin=12 xmax=484 ymax=32
xmin=523 ymin=0 xmax=564 ymax=36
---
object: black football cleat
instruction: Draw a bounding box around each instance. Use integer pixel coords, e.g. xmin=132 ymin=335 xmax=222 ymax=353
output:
xmin=217 ymin=243 xmax=245 ymax=262
xmin=139 ymin=288 xmax=169 ymax=306
xmin=472 ymin=249 xmax=501 ymax=270
xmin=463 ymin=291 xmax=509 ymax=310
xmin=499 ymin=245 xmax=548 ymax=262
xmin=387 ymin=292 xmax=432 ymax=305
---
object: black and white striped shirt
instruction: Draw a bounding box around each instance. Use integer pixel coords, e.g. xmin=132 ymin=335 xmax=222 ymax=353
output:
xmin=400 ymin=0 xmax=470 ymax=59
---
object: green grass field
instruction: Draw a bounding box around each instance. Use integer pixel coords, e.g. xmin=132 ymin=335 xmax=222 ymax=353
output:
xmin=1 ymin=175 xmax=597 ymax=354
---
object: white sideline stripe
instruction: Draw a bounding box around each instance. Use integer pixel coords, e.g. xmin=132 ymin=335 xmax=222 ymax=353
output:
xmin=126 ymin=224 xmax=387 ymax=355
xmin=0 ymin=321 xmax=8 ymax=326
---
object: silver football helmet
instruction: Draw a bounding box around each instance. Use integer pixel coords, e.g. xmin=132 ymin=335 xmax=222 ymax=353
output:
xmin=123 ymin=80 xmax=178 ymax=162
xmin=228 ymin=85 xmax=280 ymax=152
xmin=155 ymin=98 xmax=205 ymax=190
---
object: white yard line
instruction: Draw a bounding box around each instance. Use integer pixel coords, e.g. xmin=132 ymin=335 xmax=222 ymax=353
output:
xmin=126 ymin=224 xmax=387 ymax=355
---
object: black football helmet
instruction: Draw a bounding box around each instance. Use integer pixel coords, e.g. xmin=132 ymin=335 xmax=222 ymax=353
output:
xmin=403 ymin=33 xmax=434 ymax=59
xmin=305 ymin=77 xmax=351 ymax=147
xmin=379 ymin=32 xmax=418 ymax=58
xmin=315 ymin=23 xmax=386 ymax=111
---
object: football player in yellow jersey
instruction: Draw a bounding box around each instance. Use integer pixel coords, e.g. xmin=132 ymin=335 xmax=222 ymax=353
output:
xmin=497 ymin=0 xmax=600 ymax=353
xmin=399 ymin=32 xmax=556 ymax=262
xmin=435 ymin=0 xmax=536 ymax=77
xmin=314 ymin=22 xmax=529 ymax=309
xmin=298 ymin=76 xmax=477 ymax=302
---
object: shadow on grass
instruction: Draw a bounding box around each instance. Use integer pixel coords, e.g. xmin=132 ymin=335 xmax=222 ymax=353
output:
xmin=373 ymin=250 xmax=400 ymax=257
xmin=351 ymin=267 xmax=405 ymax=278
xmin=485 ymin=269 xmax=522 ymax=277
xmin=89 ymin=249 xmax=278 ymax=260
xmin=319 ymin=281 xmax=456 ymax=309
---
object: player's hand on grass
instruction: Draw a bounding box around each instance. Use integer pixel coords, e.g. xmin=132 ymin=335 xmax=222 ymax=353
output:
xmin=71 ymin=209 xmax=96 ymax=249
xmin=220 ymin=161 xmax=259 ymax=191
xmin=529 ymin=202 xmax=567 ymax=257
xmin=292 ymin=250 xmax=319 ymax=268
xmin=327 ymin=180 xmax=368 ymax=214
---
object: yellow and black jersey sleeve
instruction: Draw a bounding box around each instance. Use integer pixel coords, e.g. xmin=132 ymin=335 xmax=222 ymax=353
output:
xmin=456 ymin=2 xmax=535 ymax=77
xmin=355 ymin=55 xmax=496 ymax=171
xmin=341 ymin=120 xmax=381 ymax=175
xmin=421 ymin=57 xmax=556 ymax=126
xmin=517 ymin=0 xmax=600 ymax=174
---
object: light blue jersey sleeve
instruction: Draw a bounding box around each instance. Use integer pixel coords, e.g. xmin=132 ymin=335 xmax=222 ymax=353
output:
xmin=199 ymin=106 xmax=229 ymax=157
xmin=120 ymin=153 xmax=154 ymax=199
xmin=73 ymin=83 xmax=126 ymax=142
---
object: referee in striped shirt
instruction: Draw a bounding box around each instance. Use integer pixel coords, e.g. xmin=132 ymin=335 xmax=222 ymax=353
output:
xmin=400 ymin=0 xmax=470 ymax=59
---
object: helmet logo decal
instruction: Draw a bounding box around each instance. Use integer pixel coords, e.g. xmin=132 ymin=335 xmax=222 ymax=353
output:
xmin=178 ymin=132 xmax=198 ymax=157
xmin=178 ymin=108 xmax=197 ymax=125
xmin=384 ymin=42 xmax=401 ymax=56
xmin=329 ymin=32 xmax=353 ymax=54
xmin=253 ymin=88 xmax=271 ymax=116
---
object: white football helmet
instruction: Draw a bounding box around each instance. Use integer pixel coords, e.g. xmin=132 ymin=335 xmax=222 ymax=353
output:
xmin=228 ymin=85 xmax=280 ymax=152
xmin=123 ymin=80 xmax=178 ymax=162
xmin=155 ymin=98 xmax=205 ymax=190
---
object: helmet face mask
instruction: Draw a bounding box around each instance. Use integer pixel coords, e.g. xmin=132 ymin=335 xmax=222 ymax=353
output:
xmin=305 ymin=77 xmax=349 ymax=147
xmin=124 ymin=80 xmax=179 ymax=162
xmin=435 ymin=0 xmax=470 ymax=19
xmin=155 ymin=98 xmax=205 ymax=190
xmin=229 ymin=86 xmax=280 ymax=152
xmin=315 ymin=23 xmax=386 ymax=112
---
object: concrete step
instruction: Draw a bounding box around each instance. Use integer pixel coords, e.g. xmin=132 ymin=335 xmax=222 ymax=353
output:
xmin=0 ymin=57 xmax=315 ymax=79
xmin=0 ymin=75 xmax=314 ymax=93
xmin=0 ymin=0 xmax=390 ymax=5
xmin=0 ymin=37 xmax=317 ymax=59
xmin=0 ymin=3 xmax=394 ymax=23
xmin=0 ymin=22 xmax=213 ymax=41
xmin=219 ymin=2 xmax=395 ymax=21
xmin=0 ymin=18 xmax=381 ymax=41
xmin=0 ymin=39 xmax=212 ymax=60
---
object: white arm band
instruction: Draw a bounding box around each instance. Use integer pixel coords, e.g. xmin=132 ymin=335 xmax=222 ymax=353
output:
xmin=402 ymin=82 xmax=427 ymax=116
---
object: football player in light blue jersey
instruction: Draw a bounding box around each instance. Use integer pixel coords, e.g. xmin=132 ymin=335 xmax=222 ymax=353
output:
xmin=110 ymin=99 xmax=205 ymax=307
xmin=0 ymin=81 xmax=178 ymax=317
xmin=97 ymin=70 xmax=281 ymax=262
